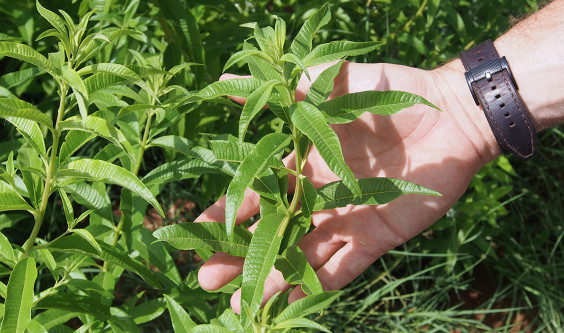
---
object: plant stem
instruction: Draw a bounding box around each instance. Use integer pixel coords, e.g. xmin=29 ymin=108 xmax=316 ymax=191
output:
xmin=103 ymin=112 xmax=154 ymax=271
xmin=24 ymin=83 xmax=68 ymax=257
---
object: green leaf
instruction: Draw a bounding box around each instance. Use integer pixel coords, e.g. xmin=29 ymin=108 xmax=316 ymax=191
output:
xmin=273 ymin=318 xmax=330 ymax=332
xmin=133 ymin=229 xmax=181 ymax=285
xmin=142 ymin=159 xmax=219 ymax=187
xmin=275 ymin=245 xmax=323 ymax=296
xmin=34 ymin=309 xmax=76 ymax=330
xmin=59 ymin=131 xmax=95 ymax=163
xmin=301 ymin=178 xmax=317 ymax=219
xmin=314 ymin=177 xmax=440 ymax=211
xmin=189 ymin=325 xmax=233 ymax=333
xmin=241 ymin=213 xmax=286 ymax=324
xmin=290 ymin=3 xmax=331 ymax=59
xmin=153 ymin=222 xmax=252 ymax=257
xmin=274 ymin=290 xmax=342 ymax=325
xmin=318 ymin=90 xmax=440 ymax=124
xmin=0 ymin=98 xmax=53 ymax=130
xmin=225 ymin=133 xmax=291 ymax=237
xmin=71 ymin=229 xmax=102 ymax=254
xmin=130 ymin=299 xmax=166 ymax=324
xmin=63 ymin=181 xmax=113 ymax=221
xmin=36 ymin=1 xmax=68 ymax=37
xmin=290 ymin=102 xmax=360 ymax=197
xmin=304 ymin=59 xmax=344 ymax=106
xmin=57 ymin=159 xmax=164 ymax=217
xmin=62 ymin=66 xmax=89 ymax=98
xmin=218 ymin=309 xmax=243 ymax=332
xmin=59 ymin=116 xmax=134 ymax=159
xmin=48 ymin=235 xmax=161 ymax=289
xmin=209 ymin=139 xmax=255 ymax=163
xmin=0 ymin=42 xmax=58 ymax=77
xmin=223 ymin=50 xmax=262 ymax=72
xmin=0 ymin=181 xmax=33 ymax=213
xmin=281 ymin=53 xmax=311 ymax=80
xmin=238 ymin=79 xmax=279 ymax=141
xmin=148 ymin=135 xmax=194 ymax=157
xmin=0 ymin=257 xmax=37 ymax=333
xmin=196 ymin=78 xmax=262 ymax=99
xmin=3 ymin=118 xmax=46 ymax=159
xmin=164 ymin=295 xmax=196 ymax=332
xmin=34 ymin=293 xmax=110 ymax=321
xmin=302 ymin=41 xmax=380 ymax=67
xmin=0 ymin=231 xmax=15 ymax=265
xmin=0 ymin=67 xmax=43 ymax=89
xmin=58 ymin=189 xmax=74 ymax=228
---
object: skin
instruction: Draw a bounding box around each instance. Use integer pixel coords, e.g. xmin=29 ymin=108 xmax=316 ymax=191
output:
xmin=195 ymin=0 xmax=564 ymax=314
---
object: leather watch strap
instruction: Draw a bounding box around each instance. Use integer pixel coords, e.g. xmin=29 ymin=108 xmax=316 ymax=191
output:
xmin=460 ymin=40 xmax=537 ymax=160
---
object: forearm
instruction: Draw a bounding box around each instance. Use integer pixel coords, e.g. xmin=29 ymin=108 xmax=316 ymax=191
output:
xmin=434 ymin=0 xmax=564 ymax=162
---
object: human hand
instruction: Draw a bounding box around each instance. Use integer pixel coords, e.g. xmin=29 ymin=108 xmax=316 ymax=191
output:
xmin=195 ymin=59 xmax=500 ymax=313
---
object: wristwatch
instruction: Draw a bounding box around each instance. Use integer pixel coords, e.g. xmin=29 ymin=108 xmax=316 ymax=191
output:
xmin=459 ymin=40 xmax=537 ymax=160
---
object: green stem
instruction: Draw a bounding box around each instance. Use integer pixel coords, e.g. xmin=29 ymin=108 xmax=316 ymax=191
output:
xmin=103 ymin=112 xmax=154 ymax=270
xmin=24 ymin=84 xmax=68 ymax=257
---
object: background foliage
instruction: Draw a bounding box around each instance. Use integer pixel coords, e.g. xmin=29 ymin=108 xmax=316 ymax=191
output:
xmin=1 ymin=0 xmax=562 ymax=332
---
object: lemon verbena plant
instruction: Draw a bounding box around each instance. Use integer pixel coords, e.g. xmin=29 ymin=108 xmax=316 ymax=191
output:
xmin=154 ymin=4 xmax=441 ymax=332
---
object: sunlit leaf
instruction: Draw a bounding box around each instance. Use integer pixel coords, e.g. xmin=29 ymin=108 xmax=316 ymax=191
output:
xmin=34 ymin=293 xmax=110 ymax=321
xmin=319 ymin=90 xmax=440 ymax=124
xmin=238 ymin=79 xmax=279 ymax=141
xmin=0 ymin=98 xmax=53 ymax=130
xmin=0 ymin=181 xmax=33 ymax=213
xmin=164 ymin=295 xmax=196 ymax=332
xmin=0 ymin=257 xmax=37 ymax=333
xmin=304 ymin=59 xmax=344 ymax=106
xmin=0 ymin=42 xmax=58 ymax=77
xmin=290 ymin=3 xmax=331 ymax=59
xmin=275 ymin=245 xmax=323 ymax=296
xmin=274 ymin=290 xmax=342 ymax=324
xmin=302 ymin=41 xmax=380 ymax=67
xmin=153 ymin=222 xmax=252 ymax=257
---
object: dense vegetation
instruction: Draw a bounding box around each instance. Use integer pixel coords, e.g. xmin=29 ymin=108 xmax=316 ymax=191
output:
xmin=1 ymin=0 xmax=562 ymax=332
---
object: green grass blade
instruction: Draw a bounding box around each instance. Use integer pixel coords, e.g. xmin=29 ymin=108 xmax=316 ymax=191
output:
xmin=275 ymin=245 xmax=323 ymax=296
xmin=318 ymin=90 xmax=440 ymax=124
xmin=58 ymin=159 xmax=164 ymax=217
xmin=164 ymin=295 xmax=197 ymax=332
xmin=0 ymin=257 xmax=37 ymax=333
xmin=313 ymin=177 xmax=441 ymax=211
xmin=290 ymin=102 xmax=360 ymax=197
xmin=225 ymin=133 xmax=291 ymax=237
xmin=153 ymin=222 xmax=252 ymax=257
xmin=290 ymin=3 xmax=331 ymax=59
xmin=302 ymin=41 xmax=381 ymax=67
xmin=241 ymin=213 xmax=286 ymax=325
xmin=305 ymin=59 xmax=344 ymax=106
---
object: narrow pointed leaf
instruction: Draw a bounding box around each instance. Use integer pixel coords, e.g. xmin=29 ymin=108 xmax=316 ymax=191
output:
xmin=218 ymin=309 xmax=243 ymax=332
xmin=0 ymin=42 xmax=58 ymax=77
xmin=305 ymin=59 xmax=344 ymax=106
xmin=290 ymin=3 xmax=331 ymax=59
xmin=47 ymin=235 xmax=161 ymax=289
xmin=148 ymin=135 xmax=194 ymax=157
xmin=241 ymin=213 xmax=286 ymax=321
xmin=36 ymin=1 xmax=68 ymax=36
xmin=290 ymin=102 xmax=360 ymax=196
xmin=223 ymin=50 xmax=262 ymax=72
xmin=3 ymin=118 xmax=46 ymax=158
xmin=274 ymin=318 xmax=330 ymax=332
xmin=209 ymin=140 xmax=255 ymax=163
xmin=58 ymin=189 xmax=74 ymax=228
xmin=302 ymin=41 xmax=380 ymax=67
xmin=0 ymin=257 xmax=37 ymax=333
xmin=57 ymin=159 xmax=164 ymax=217
xmin=59 ymin=131 xmax=95 ymax=163
xmin=63 ymin=182 xmax=112 ymax=221
xmin=0 ymin=181 xmax=33 ymax=212
xmin=142 ymin=159 xmax=219 ymax=187
xmin=164 ymin=295 xmax=196 ymax=332
xmin=131 ymin=299 xmax=166 ymax=324
xmin=71 ymin=229 xmax=102 ymax=254
xmin=59 ymin=116 xmax=134 ymax=158
xmin=301 ymin=178 xmax=317 ymax=218
xmin=0 ymin=231 xmax=15 ymax=265
xmin=0 ymin=98 xmax=53 ymax=130
xmin=319 ymin=90 xmax=440 ymax=124
xmin=281 ymin=53 xmax=311 ymax=80
xmin=196 ymin=78 xmax=262 ymax=99
xmin=313 ymin=177 xmax=441 ymax=211
xmin=225 ymin=133 xmax=291 ymax=237
xmin=0 ymin=67 xmax=43 ymax=89
xmin=62 ymin=66 xmax=89 ymax=98
xmin=274 ymin=290 xmax=342 ymax=325
xmin=275 ymin=245 xmax=323 ymax=296
xmin=133 ymin=229 xmax=181 ymax=285
xmin=34 ymin=293 xmax=110 ymax=320
xmin=189 ymin=325 xmax=233 ymax=333
xmin=238 ymin=80 xmax=279 ymax=141
xmin=153 ymin=222 xmax=252 ymax=257
xmin=33 ymin=309 xmax=76 ymax=330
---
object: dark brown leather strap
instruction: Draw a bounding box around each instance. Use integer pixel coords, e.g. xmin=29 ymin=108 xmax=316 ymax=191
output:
xmin=460 ymin=40 xmax=537 ymax=160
